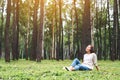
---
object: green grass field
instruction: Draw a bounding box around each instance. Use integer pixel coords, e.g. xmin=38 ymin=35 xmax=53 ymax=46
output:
xmin=0 ymin=59 xmax=120 ymax=80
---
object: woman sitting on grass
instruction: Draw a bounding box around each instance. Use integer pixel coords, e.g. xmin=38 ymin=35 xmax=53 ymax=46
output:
xmin=64 ymin=45 xmax=99 ymax=71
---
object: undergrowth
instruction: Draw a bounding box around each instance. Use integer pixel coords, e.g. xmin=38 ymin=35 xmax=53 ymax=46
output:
xmin=0 ymin=59 xmax=120 ymax=80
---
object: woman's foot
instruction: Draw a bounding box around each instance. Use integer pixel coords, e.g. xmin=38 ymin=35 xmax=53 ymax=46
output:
xmin=65 ymin=67 xmax=71 ymax=71
xmin=63 ymin=66 xmax=75 ymax=71
xmin=63 ymin=67 xmax=71 ymax=71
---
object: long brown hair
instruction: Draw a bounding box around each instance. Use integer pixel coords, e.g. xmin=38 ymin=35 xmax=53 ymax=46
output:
xmin=90 ymin=45 xmax=95 ymax=53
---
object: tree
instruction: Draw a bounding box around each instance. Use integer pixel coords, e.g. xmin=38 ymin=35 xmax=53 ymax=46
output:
xmin=103 ymin=8 xmax=107 ymax=60
xmin=81 ymin=0 xmax=91 ymax=55
xmin=51 ymin=0 xmax=55 ymax=59
xmin=107 ymin=0 xmax=112 ymax=60
xmin=12 ymin=0 xmax=19 ymax=60
xmin=30 ymin=0 xmax=39 ymax=61
xmin=59 ymin=0 xmax=63 ymax=60
xmin=24 ymin=0 xmax=33 ymax=60
xmin=111 ymin=0 xmax=119 ymax=61
xmin=16 ymin=0 xmax=20 ymax=60
xmin=18 ymin=0 xmax=31 ymax=59
xmin=36 ymin=0 xmax=45 ymax=62
xmin=1 ymin=0 xmax=120 ymax=61
xmin=118 ymin=0 xmax=120 ymax=60
xmin=0 ymin=0 xmax=4 ymax=58
xmin=73 ymin=0 xmax=80 ymax=58
xmin=5 ymin=0 xmax=11 ymax=62
xmin=54 ymin=0 xmax=59 ymax=60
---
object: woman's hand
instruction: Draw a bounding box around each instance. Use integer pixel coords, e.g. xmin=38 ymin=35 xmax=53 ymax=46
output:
xmin=95 ymin=66 xmax=99 ymax=71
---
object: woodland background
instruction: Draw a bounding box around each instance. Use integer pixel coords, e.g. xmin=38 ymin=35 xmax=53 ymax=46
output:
xmin=0 ymin=0 xmax=120 ymax=62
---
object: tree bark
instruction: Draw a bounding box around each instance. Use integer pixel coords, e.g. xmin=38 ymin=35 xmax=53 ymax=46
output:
xmin=12 ymin=0 xmax=19 ymax=60
xmin=54 ymin=0 xmax=59 ymax=60
xmin=59 ymin=0 xmax=63 ymax=60
xmin=12 ymin=0 xmax=17 ymax=60
xmin=73 ymin=0 xmax=80 ymax=59
xmin=16 ymin=0 xmax=19 ymax=60
xmin=103 ymin=15 xmax=107 ymax=60
xmin=111 ymin=0 xmax=119 ymax=60
xmin=0 ymin=1 xmax=4 ymax=58
xmin=107 ymin=0 xmax=112 ymax=60
xmin=36 ymin=0 xmax=44 ymax=62
xmin=69 ymin=0 xmax=75 ymax=59
xmin=30 ymin=0 xmax=39 ymax=61
xmin=81 ymin=0 xmax=91 ymax=55
xmin=51 ymin=15 xmax=55 ymax=59
xmin=118 ymin=0 xmax=120 ymax=60
xmin=5 ymin=0 xmax=11 ymax=62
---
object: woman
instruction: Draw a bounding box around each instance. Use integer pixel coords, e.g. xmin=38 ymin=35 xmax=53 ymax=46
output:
xmin=64 ymin=45 xmax=99 ymax=71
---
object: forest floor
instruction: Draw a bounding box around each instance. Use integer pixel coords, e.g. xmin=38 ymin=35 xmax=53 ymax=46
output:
xmin=0 ymin=59 xmax=120 ymax=80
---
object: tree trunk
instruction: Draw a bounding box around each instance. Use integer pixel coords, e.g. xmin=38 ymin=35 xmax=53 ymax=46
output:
xmin=16 ymin=0 xmax=19 ymax=60
xmin=95 ymin=0 xmax=100 ymax=60
xmin=81 ymin=0 xmax=91 ymax=55
xmin=73 ymin=0 xmax=80 ymax=59
xmin=24 ymin=1 xmax=31 ymax=60
xmin=54 ymin=0 xmax=59 ymax=60
xmin=111 ymin=0 xmax=119 ymax=61
xmin=59 ymin=0 xmax=63 ymax=60
xmin=25 ymin=36 xmax=28 ymax=60
xmin=107 ymin=0 xmax=112 ymax=60
xmin=70 ymin=1 xmax=74 ymax=59
xmin=103 ymin=16 xmax=107 ymax=60
xmin=36 ymin=0 xmax=44 ymax=62
xmin=0 ymin=1 xmax=4 ymax=58
xmin=30 ymin=0 xmax=39 ymax=61
xmin=99 ymin=0 xmax=104 ymax=60
xmin=12 ymin=0 xmax=17 ymax=60
xmin=5 ymin=0 xmax=11 ymax=62
xmin=51 ymin=15 xmax=55 ymax=59
xmin=118 ymin=0 xmax=120 ymax=60
xmin=12 ymin=0 xmax=19 ymax=60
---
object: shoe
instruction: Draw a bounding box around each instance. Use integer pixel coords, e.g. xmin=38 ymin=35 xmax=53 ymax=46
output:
xmin=65 ymin=67 xmax=70 ymax=71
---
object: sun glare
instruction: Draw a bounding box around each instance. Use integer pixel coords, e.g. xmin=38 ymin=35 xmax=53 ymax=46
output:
xmin=22 ymin=0 xmax=25 ymax=3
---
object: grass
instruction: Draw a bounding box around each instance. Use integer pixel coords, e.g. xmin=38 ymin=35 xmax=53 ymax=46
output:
xmin=0 ymin=59 xmax=120 ymax=80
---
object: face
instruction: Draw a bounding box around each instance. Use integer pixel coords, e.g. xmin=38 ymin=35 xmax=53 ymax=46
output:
xmin=85 ymin=45 xmax=91 ymax=53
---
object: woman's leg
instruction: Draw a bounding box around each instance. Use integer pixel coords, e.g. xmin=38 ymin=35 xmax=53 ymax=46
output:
xmin=64 ymin=58 xmax=81 ymax=71
xmin=67 ymin=58 xmax=81 ymax=71
xmin=71 ymin=58 xmax=81 ymax=67
xmin=79 ymin=65 xmax=91 ymax=70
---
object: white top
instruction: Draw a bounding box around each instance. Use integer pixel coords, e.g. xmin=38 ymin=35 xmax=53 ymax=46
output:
xmin=81 ymin=53 xmax=98 ymax=69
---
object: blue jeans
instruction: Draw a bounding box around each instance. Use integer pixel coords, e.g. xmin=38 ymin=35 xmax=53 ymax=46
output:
xmin=71 ymin=58 xmax=91 ymax=70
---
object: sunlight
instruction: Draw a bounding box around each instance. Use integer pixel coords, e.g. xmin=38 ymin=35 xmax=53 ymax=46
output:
xmin=22 ymin=0 xmax=25 ymax=3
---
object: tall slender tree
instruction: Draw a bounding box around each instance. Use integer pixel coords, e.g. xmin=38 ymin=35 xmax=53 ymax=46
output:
xmin=0 ymin=0 xmax=4 ymax=58
xmin=16 ymin=0 xmax=19 ymax=60
xmin=12 ymin=0 xmax=19 ymax=60
xmin=99 ymin=0 xmax=104 ymax=59
xmin=69 ymin=0 xmax=75 ymax=59
xmin=24 ymin=0 xmax=31 ymax=60
xmin=118 ymin=0 xmax=120 ymax=60
xmin=36 ymin=0 xmax=44 ymax=62
xmin=111 ymin=0 xmax=119 ymax=60
xmin=107 ymin=0 xmax=112 ymax=60
xmin=73 ymin=0 xmax=80 ymax=58
xmin=12 ymin=0 xmax=17 ymax=60
xmin=5 ymin=0 xmax=11 ymax=62
xmin=59 ymin=0 xmax=63 ymax=60
xmin=51 ymin=2 xmax=55 ymax=59
xmin=103 ymin=9 xmax=107 ymax=60
xmin=81 ymin=0 xmax=91 ymax=55
xmin=30 ymin=0 xmax=39 ymax=61
xmin=54 ymin=0 xmax=59 ymax=60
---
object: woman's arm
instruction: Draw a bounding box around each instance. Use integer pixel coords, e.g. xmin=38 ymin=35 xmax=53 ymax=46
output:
xmin=93 ymin=53 xmax=99 ymax=71
xmin=95 ymin=66 xmax=99 ymax=71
